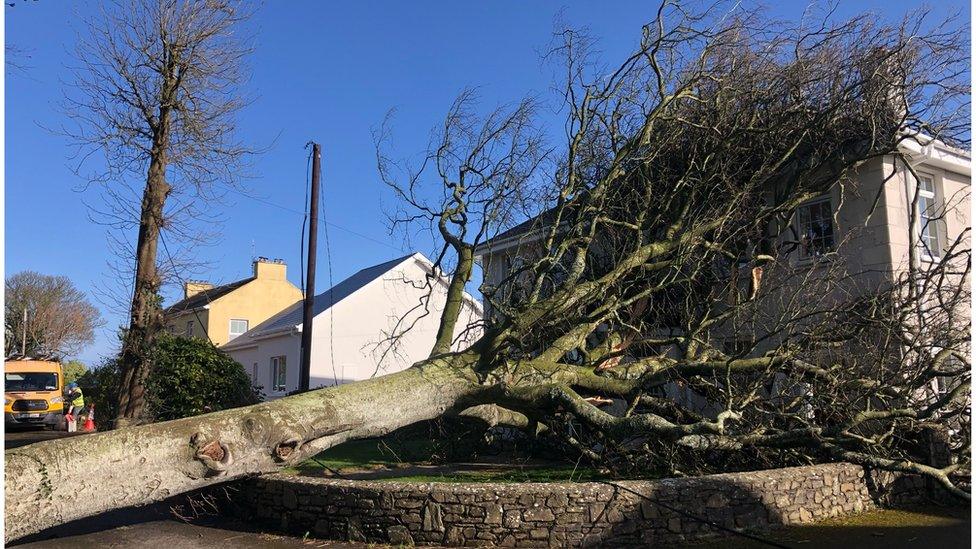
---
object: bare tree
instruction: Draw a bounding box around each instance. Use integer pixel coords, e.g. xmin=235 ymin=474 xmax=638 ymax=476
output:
xmin=6 ymin=3 xmax=970 ymax=541
xmin=61 ymin=0 xmax=255 ymax=425
xmin=4 ymin=271 xmax=103 ymax=360
xmin=374 ymin=89 xmax=549 ymax=357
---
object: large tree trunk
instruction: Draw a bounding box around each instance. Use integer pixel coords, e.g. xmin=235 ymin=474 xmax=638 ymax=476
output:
xmin=116 ymin=111 xmax=172 ymax=424
xmin=5 ymin=357 xmax=481 ymax=543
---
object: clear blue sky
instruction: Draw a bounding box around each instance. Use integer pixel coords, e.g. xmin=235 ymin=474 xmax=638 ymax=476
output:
xmin=5 ymin=1 xmax=968 ymax=365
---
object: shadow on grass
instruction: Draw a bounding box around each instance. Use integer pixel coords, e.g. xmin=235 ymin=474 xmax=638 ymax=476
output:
xmin=678 ymin=506 xmax=970 ymax=548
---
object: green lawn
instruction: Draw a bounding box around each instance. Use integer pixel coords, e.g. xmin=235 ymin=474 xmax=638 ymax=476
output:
xmin=283 ymin=437 xmax=436 ymax=474
xmin=375 ymin=466 xmax=608 ymax=483
xmin=681 ymin=505 xmax=970 ymax=548
xmin=283 ymin=437 xmax=606 ymax=482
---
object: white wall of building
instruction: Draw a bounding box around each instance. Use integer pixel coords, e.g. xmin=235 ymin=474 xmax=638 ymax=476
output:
xmin=225 ymin=254 xmax=482 ymax=399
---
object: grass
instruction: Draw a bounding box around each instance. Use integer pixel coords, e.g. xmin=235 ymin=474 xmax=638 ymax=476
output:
xmin=283 ymin=437 xmax=438 ymax=474
xmin=374 ymin=466 xmax=608 ymax=483
xmin=281 ymin=436 xmax=443 ymax=476
xmin=681 ymin=505 xmax=970 ymax=548
xmin=282 ymin=437 xmax=608 ymax=483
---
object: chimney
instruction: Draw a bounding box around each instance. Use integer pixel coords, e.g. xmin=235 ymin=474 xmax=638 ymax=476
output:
xmin=860 ymin=46 xmax=909 ymax=126
xmin=184 ymin=280 xmax=214 ymax=299
xmin=253 ymin=257 xmax=287 ymax=281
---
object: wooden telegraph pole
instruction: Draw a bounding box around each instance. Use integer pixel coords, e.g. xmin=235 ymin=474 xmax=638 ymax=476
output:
xmin=300 ymin=143 xmax=321 ymax=392
xmin=22 ymin=308 xmax=27 ymax=357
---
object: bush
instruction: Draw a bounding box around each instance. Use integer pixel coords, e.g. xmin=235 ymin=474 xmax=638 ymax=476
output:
xmin=78 ymin=333 xmax=261 ymax=422
xmin=77 ymin=359 xmax=121 ymax=420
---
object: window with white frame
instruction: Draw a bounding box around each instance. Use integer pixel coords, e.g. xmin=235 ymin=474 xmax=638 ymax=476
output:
xmin=271 ymin=356 xmax=287 ymax=392
xmin=796 ymin=197 xmax=835 ymax=259
xmin=229 ymin=319 xmax=249 ymax=340
xmin=185 ymin=320 xmax=195 ymax=338
xmin=916 ymin=175 xmax=941 ymax=260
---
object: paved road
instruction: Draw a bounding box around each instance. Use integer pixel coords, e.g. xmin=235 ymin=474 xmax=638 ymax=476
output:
xmin=14 ymin=520 xmax=393 ymax=549
xmin=5 ymin=426 xmax=81 ymax=449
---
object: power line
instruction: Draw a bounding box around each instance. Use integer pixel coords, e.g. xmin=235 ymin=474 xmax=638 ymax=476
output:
xmin=159 ymin=233 xmax=215 ymax=346
xmin=320 ymin=162 xmax=338 ymax=386
xmin=227 ymin=186 xmax=407 ymax=254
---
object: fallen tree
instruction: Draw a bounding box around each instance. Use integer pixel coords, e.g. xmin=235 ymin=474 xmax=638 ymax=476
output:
xmin=7 ymin=2 xmax=970 ymax=542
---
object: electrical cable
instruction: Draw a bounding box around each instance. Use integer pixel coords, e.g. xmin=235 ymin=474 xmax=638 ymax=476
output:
xmin=226 ymin=186 xmax=406 ymax=253
xmin=160 ymin=233 xmax=215 ymax=346
xmin=319 ymin=149 xmax=339 ymax=386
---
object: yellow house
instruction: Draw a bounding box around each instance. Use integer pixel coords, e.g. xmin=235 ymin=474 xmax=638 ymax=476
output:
xmin=163 ymin=258 xmax=304 ymax=347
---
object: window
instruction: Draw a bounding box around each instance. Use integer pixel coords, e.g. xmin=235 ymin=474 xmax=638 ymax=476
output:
xmin=271 ymin=356 xmax=287 ymax=392
xmin=797 ymin=198 xmax=835 ymax=259
xmin=185 ymin=321 xmax=195 ymax=338
xmin=229 ymin=319 xmax=249 ymax=340
xmin=5 ymin=372 xmax=58 ymax=391
xmin=916 ymin=175 xmax=941 ymax=260
xmin=252 ymin=362 xmax=258 ymax=384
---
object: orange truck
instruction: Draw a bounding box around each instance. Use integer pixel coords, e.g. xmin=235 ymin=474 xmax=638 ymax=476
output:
xmin=4 ymin=359 xmax=65 ymax=429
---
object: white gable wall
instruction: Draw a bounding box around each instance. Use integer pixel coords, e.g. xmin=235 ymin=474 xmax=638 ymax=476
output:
xmin=225 ymin=255 xmax=482 ymax=399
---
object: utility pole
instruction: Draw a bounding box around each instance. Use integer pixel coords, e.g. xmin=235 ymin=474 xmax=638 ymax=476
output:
xmin=299 ymin=143 xmax=321 ymax=392
xmin=21 ymin=308 xmax=27 ymax=357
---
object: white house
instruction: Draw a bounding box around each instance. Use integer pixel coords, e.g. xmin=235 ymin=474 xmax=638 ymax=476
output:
xmin=222 ymin=252 xmax=483 ymax=398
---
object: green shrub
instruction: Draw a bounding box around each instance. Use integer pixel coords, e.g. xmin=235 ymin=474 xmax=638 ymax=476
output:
xmin=78 ymin=333 xmax=261 ymax=422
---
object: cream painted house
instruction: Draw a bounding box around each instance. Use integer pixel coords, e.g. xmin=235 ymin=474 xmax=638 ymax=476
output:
xmin=222 ymin=252 xmax=483 ymax=398
xmin=163 ymin=258 xmax=304 ymax=347
xmin=472 ymin=141 xmax=970 ymax=414
xmin=475 ymin=140 xmax=970 ymax=316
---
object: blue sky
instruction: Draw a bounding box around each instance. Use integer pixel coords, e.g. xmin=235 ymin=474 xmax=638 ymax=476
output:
xmin=5 ymin=1 xmax=968 ymax=365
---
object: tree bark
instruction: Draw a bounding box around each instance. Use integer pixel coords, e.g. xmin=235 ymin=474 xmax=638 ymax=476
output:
xmin=116 ymin=98 xmax=173 ymax=424
xmin=6 ymin=357 xmax=482 ymax=543
xmin=431 ymin=245 xmax=474 ymax=356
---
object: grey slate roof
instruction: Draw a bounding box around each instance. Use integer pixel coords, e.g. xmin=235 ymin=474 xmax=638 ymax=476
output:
xmin=237 ymin=253 xmax=417 ymax=338
xmin=164 ymin=277 xmax=254 ymax=314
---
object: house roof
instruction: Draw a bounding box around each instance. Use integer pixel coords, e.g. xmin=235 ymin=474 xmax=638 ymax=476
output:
xmin=164 ymin=277 xmax=254 ymax=315
xmin=222 ymin=251 xmax=483 ymax=348
xmin=473 ymin=204 xmax=565 ymax=257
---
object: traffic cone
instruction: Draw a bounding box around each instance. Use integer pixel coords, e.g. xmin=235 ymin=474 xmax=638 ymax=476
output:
xmin=82 ymin=404 xmax=96 ymax=432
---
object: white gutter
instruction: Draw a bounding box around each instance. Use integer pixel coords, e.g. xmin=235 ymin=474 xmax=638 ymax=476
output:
xmin=222 ymin=324 xmax=300 ymax=350
xmin=898 ymin=138 xmax=971 ymax=177
xmin=473 ymin=227 xmax=548 ymax=259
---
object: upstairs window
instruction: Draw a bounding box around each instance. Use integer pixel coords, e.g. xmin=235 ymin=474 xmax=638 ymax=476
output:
xmin=185 ymin=320 xmax=195 ymax=338
xmin=229 ymin=319 xmax=249 ymax=340
xmin=917 ymin=175 xmax=941 ymax=260
xmin=797 ymin=197 xmax=835 ymax=260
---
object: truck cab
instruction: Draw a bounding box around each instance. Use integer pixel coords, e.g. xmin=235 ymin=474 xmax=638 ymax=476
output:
xmin=4 ymin=359 xmax=64 ymax=429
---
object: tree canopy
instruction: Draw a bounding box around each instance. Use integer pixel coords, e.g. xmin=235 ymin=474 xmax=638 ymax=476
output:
xmin=4 ymin=270 xmax=102 ymax=360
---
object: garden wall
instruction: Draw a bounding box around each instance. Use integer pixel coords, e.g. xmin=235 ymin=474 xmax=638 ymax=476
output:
xmin=234 ymin=463 xmax=937 ymax=547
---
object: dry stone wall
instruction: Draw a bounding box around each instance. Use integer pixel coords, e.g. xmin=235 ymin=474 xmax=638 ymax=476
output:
xmin=234 ymin=463 xmax=935 ymax=547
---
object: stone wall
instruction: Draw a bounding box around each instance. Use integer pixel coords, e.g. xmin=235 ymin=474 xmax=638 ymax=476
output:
xmin=234 ymin=463 xmax=932 ymax=547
